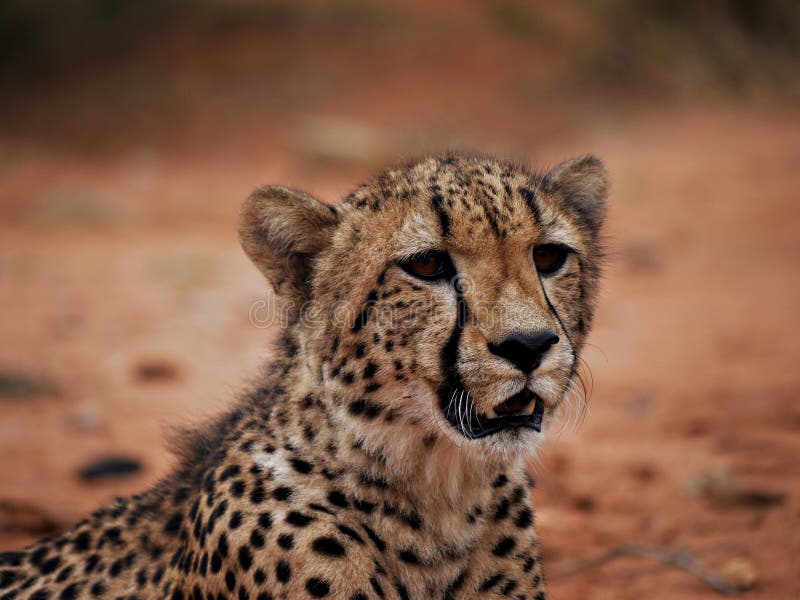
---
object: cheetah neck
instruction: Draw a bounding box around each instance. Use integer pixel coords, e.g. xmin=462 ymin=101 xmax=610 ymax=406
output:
xmin=266 ymin=349 xmax=518 ymax=522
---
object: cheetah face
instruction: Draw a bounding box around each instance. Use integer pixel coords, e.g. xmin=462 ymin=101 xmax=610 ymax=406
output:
xmin=240 ymin=155 xmax=607 ymax=458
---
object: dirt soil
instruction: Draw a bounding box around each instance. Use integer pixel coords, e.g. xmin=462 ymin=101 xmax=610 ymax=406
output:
xmin=1 ymin=9 xmax=799 ymax=599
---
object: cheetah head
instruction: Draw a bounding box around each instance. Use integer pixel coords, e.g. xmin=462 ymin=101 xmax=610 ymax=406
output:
xmin=240 ymin=154 xmax=607 ymax=460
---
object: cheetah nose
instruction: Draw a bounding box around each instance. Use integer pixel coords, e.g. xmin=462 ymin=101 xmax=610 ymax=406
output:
xmin=488 ymin=331 xmax=559 ymax=374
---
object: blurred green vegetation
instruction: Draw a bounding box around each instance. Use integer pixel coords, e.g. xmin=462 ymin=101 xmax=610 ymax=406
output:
xmin=0 ymin=0 xmax=400 ymax=89
xmin=582 ymin=0 xmax=800 ymax=91
xmin=0 ymin=0 xmax=182 ymax=86
xmin=485 ymin=0 xmax=551 ymax=41
xmin=0 ymin=0 xmax=797 ymax=94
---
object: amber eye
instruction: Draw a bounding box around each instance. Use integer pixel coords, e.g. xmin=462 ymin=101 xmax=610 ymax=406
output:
xmin=399 ymin=251 xmax=452 ymax=280
xmin=533 ymin=244 xmax=570 ymax=276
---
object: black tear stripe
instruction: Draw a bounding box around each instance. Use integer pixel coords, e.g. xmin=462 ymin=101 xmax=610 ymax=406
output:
xmin=539 ymin=278 xmax=578 ymax=374
xmin=432 ymin=192 xmax=450 ymax=238
xmin=518 ymin=187 xmax=541 ymax=225
xmin=438 ymin=275 xmax=469 ymax=413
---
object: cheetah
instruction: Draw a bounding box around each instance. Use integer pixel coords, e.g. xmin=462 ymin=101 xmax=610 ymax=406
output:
xmin=0 ymin=153 xmax=608 ymax=599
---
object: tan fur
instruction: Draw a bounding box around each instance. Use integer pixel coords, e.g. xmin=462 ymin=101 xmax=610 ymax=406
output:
xmin=0 ymin=153 xmax=607 ymax=599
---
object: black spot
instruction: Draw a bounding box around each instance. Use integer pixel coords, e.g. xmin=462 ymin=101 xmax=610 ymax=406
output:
xmin=515 ymin=507 xmax=533 ymax=528
xmin=309 ymin=503 xmax=335 ymax=515
xmin=0 ymin=552 xmax=24 ymax=567
xmin=398 ymin=549 xmax=421 ymax=565
xmin=152 ymin=565 xmax=166 ymax=583
xmin=39 ymin=556 xmax=61 ymax=575
xmin=494 ymin=498 xmax=510 ymax=521
xmin=523 ymin=555 xmax=536 ymax=572
xmin=250 ymin=482 xmax=266 ymax=504
xmin=59 ymin=583 xmax=80 ymax=600
xmin=238 ymin=546 xmax=253 ymax=571
xmin=210 ymin=552 xmax=222 ymax=573
xmin=0 ymin=569 xmax=18 ymax=588
xmin=55 ymin=565 xmax=73 ymax=582
xmin=353 ymin=498 xmax=376 ymax=514
xmin=443 ymin=570 xmax=467 ymax=600
xmin=30 ymin=546 xmax=48 ymax=566
xmin=250 ymin=529 xmax=265 ymax=548
xmin=400 ymin=511 xmax=422 ymax=530
xmin=276 ymin=561 xmax=291 ymax=583
xmin=217 ymin=533 xmax=229 ymax=558
xmin=230 ymin=480 xmax=246 ymax=497
xmin=73 ymin=531 xmax=91 ymax=552
xmin=289 ymin=458 xmax=313 ymax=475
xmin=286 ymin=511 xmax=314 ymax=527
xmin=85 ymin=554 xmax=100 ymax=574
xmin=312 ymin=537 xmax=346 ymax=558
xmin=480 ymin=573 xmax=503 ymax=592
xmin=258 ymin=512 xmax=273 ymax=529
xmin=395 ymin=581 xmax=411 ymax=600
xmin=369 ymin=576 xmax=385 ymax=598
xmin=492 ymin=474 xmax=508 ymax=488
xmin=305 ymin=578 xmax=331 ymax=597
xmin=359 ymin=473 xmax=389 ymax=489
xmin=272 ymin=487 xmax=293 ymax=501
xmin=361 ymin=523 xmax=386 ymax=551
xmin=277 ymin=534 xmax=294 ymax=550
xmin=336 ymin=524 xmax=364 ymax=545
xmin=363 ymin=363 xmax=378 ymax=379
xmin=219 ymin=465 xmax=241 ymax=481
xmin=501 ymin=580 xmax=518 ymax=595
xmin=492 ymin=536 xmax=516 ymax=557
xmin=229 ymin=511 xmax=243 ymax=529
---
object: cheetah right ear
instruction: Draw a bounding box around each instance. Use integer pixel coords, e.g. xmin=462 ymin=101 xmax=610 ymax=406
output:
xmin=239 ymin=185 xmax=340 ymax=318
xmin=541 ymin=155 xmax=609 ymax=237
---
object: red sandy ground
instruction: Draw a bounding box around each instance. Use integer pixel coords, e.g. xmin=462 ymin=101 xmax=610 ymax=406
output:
xmin=0 ymin=8 xmax=799 ymax=598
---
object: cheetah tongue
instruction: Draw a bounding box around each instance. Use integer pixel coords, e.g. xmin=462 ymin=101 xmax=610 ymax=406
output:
xmin=491 ymin=389 xmax=544 ymax=432
xmin=461 ymin=392 xmax=545 ymax=438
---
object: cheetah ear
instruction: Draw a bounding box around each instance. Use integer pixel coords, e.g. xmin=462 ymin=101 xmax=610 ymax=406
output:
xmin=239 ymin=185 xmax=340 ymax=317
xmin=541 ymin=155 xmax=609 ymax=236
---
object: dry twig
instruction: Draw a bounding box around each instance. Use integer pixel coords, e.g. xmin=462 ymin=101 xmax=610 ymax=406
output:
xmin=551 ymin=544 xmax=741 ymax=596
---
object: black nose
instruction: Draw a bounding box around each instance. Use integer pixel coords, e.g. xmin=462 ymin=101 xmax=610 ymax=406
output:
xmin=488 ymin=331 xmax=559 ymax=373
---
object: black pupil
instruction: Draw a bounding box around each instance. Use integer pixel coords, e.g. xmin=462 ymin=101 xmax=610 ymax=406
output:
xmin=534 ymin=245 xmax=566 ymax=273
xmin=400 ymin=252 xmax=451 ymax=280
xmin=414 ymin=256 xmax=441 ymax=275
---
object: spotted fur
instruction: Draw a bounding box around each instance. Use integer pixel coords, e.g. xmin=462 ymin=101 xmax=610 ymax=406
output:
xmin=0 ymin=153 xmax=608 ymax=599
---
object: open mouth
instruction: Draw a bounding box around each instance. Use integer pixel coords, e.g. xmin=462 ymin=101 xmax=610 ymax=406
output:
xmin=440 ymin=388 xmax=545 ymax=439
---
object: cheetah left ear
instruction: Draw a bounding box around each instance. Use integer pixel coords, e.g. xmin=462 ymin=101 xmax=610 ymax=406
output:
xmin=239 ymin=185 xmax=340 ymax=318
xmin=541 ymin=155 xmax=609 ymax=236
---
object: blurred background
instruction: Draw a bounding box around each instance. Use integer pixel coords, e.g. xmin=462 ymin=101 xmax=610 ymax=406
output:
xmin=0 ymin=1 xmax=798 ymax=598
